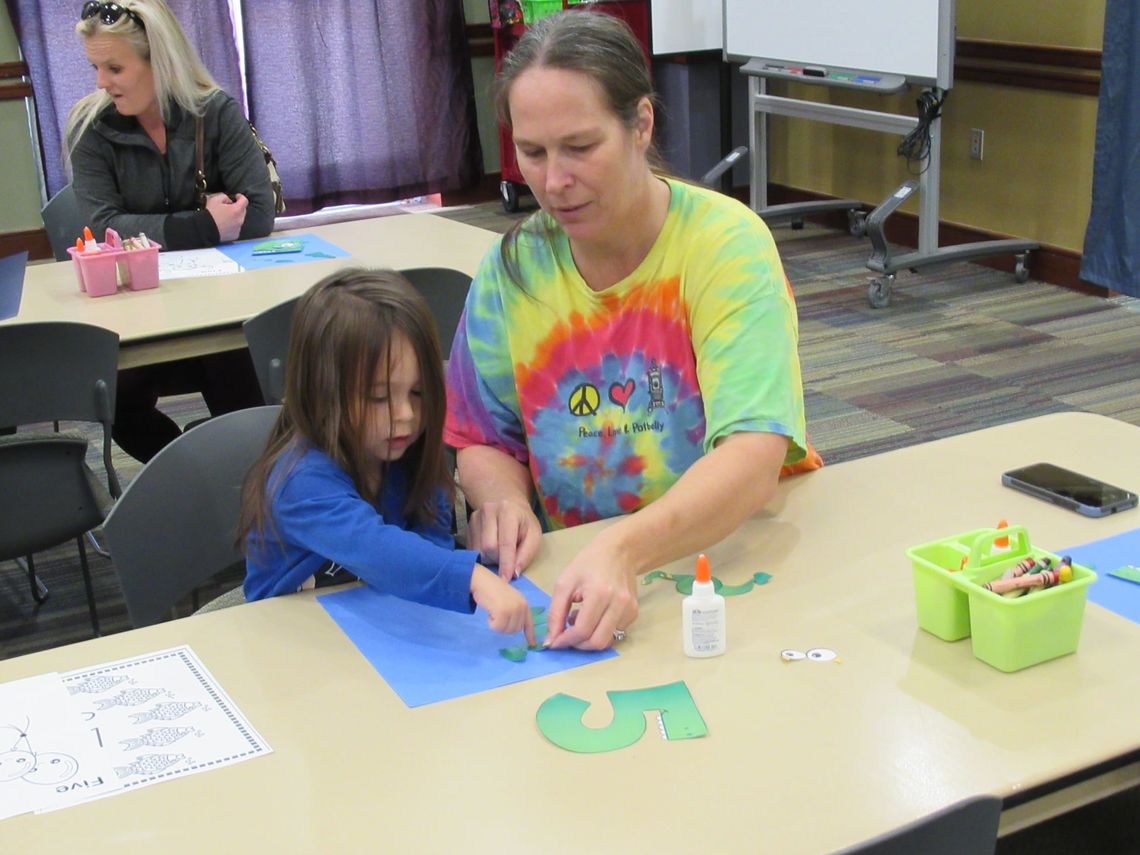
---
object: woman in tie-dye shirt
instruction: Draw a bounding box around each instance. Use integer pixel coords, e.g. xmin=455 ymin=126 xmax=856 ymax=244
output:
xmin=445 ymin=11 xmax=820 ymax=650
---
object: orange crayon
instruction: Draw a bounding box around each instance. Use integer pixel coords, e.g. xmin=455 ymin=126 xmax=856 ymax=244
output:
xmin=984 ymin=565 xmax=1072 ymax=595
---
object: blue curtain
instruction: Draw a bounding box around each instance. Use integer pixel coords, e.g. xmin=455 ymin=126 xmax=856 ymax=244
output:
xmin=1081 ymin=1 xmax=1140 ymax=295
xmin=5 ymin=0 xmax=244 ymax=198
xmin=239 ymin=0 xmax=483 ymax=214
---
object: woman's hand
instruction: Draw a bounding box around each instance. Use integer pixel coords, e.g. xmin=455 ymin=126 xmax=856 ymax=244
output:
xmin=544 ymin=533 xmax=639 ymax=650
xmin=470 ymin=564 xmax=535 ymax=644
xmin=206 ymin=192 xmax=249 ymax=242
xmin=466 ymin=498 xmax=542 ymax=580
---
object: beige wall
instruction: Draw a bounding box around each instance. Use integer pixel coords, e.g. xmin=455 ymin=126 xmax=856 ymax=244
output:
xmin=768 ymin=0 xmax=1106 ymax=252
xmin=0 ymin=4 xmax=45 ymax=233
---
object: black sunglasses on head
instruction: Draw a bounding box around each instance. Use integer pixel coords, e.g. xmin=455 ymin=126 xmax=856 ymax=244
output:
xmin=80 ymin=2 xmax=145 ymax=30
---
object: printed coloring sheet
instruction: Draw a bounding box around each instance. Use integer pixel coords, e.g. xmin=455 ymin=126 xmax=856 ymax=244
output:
xmin=158 ymin=247 xmax=243 ymax=279
xmin=0 ymin=673 xmax=113 ymax=820
xmin=1 ymin=646 xmax=271 ymax=820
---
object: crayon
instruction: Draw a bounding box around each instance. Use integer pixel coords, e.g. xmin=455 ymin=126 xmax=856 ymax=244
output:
xmin=984 ymin=565 xmax=1073 ymax=595
xmin=1001 ymin=556 xmax=1038 ymax=581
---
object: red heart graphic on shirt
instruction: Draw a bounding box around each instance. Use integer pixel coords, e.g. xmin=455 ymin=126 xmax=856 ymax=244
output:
xmin=609 ymin=379 xmax=635 ymax=410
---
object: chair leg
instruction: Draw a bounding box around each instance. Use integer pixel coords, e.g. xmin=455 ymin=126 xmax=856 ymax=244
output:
xmin=75 ymin=536 xmax=101 ymax=637
xmin=86 ymin=529 xmax=111 ymax=558
xmin=24 ymin=555 xmax=50 ymax=604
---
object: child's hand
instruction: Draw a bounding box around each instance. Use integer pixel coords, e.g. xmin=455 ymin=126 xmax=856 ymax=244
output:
xmin=470 ymin=565 xmax=535 ymax=645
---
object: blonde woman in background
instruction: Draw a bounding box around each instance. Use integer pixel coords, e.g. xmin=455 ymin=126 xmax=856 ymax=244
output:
xmin=65 ymin=0 xmax=271 ymax=462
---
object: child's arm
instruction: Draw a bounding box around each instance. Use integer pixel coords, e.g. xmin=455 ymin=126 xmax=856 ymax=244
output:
xmin=270 ymin=459 xmax=531 ymax=639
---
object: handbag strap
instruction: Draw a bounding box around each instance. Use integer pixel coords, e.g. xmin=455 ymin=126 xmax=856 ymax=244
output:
xmin=194 ymin=116 xmax=207 ymax=209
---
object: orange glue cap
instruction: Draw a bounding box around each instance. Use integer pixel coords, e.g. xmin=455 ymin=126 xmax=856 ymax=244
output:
xmin=994 ymin=519 xmax=1009 ymax=548
xmin=695 ymin=553 xmax=711 ymax=584
xmin=83 ymin=226 xmax=95 ymax=243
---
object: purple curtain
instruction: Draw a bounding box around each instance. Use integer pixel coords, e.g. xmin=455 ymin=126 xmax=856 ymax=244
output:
xmin=239 ymin=0 xmax=483 ymax=214
xmin=5 ymin=0 xmax=244 ymax=197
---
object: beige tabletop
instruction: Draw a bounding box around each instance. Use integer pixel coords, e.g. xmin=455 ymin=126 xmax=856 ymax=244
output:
xmin=3 ymin=214 xmax=497 ymax=368
xmin=3 ymin=412 xmax=1140 ymax=852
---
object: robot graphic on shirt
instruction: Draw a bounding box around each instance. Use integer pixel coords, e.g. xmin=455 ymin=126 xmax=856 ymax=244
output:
xmin=646 ymin=359 xmax=666 ymax=412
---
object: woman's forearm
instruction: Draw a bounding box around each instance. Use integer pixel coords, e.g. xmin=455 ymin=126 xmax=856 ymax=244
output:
xmin=455 ymin=445 xmax=535 ymax=510
xmin=600 ymin=431 xmax=789 ymax=577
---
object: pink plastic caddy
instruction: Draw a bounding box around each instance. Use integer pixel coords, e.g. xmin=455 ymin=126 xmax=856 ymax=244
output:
xmin=68 ymin=228 xmax=161 ymax=297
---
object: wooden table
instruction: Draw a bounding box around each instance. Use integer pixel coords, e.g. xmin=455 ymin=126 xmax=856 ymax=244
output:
xmin=4 ymin=412 xmax=1140 ymax=852
xmin=2 ymin=215 xmax=496 ymax=368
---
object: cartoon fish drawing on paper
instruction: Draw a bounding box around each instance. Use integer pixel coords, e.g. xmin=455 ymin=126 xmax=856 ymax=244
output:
xmin=128 ymin=701 xmax=207 ymax=724
xmin=119 ymin=727 xmax=202 ymax=750
xmin=66 ymin=675 xmax=132 ymax=695
xmin=93 ymin=688 xmax=170 ymax=709
xmin=114 ymin=753 xmax=185 ymax=779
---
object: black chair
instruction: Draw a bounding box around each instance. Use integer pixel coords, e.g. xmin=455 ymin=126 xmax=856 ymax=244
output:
xmin=242 ymin=297 xmax=297 ymax=405
xmin=0 ymin=321 xmax=121 ymax=634
xmin=102 ymin=405 xmax=281 ymax=628
xmin=400 ymin=267 xmax=472 ymax=356
xmin=41 ymin=184 xmax=86 ymax=262
xmin=241 ymin=268 xmax=472 ymax=406
xmin=833 ymin=795 xmax=1002 ymax=855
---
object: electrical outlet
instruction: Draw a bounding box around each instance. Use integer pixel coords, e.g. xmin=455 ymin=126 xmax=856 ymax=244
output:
xmin=969 ymin=128 xmax=984 ymax=161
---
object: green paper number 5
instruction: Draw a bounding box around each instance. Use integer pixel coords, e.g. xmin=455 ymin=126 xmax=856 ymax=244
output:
xmin=536 ymin=681 xmax=707 ymax=753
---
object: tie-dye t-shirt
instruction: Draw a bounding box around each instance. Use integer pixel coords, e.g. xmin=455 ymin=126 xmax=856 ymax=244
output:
xmin=444 ymin=178 xmax=808 ymax=530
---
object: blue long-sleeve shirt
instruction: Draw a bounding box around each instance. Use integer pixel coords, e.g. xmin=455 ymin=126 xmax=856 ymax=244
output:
xmin=244 ymin=446 xmax=477 ymax=612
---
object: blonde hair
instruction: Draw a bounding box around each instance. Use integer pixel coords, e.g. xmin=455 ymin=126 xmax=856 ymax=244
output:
xmin=64 ymin=0 xmax=220 ymax=161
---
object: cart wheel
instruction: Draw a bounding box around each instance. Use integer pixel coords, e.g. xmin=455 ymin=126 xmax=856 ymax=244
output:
xmin=849 ymin=210 xmax=867 ymax=238
xmin=867 ymin=277 xmax=893 ymax=309
xmin=1014 ymin=252 xmax=1030 ymax=283
xmin=500 ymin=180 xmax=520 ymax=213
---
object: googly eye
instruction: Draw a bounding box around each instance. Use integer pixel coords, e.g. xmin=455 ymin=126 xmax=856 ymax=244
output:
xmin=806 ymin=647 xmax=838 ymax=662
xmin=780 ymin=649 xmax=806 ymax=661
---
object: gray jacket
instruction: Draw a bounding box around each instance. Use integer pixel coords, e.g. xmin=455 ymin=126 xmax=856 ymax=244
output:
xmin=71 ymin=90 xmax=275 ymax=251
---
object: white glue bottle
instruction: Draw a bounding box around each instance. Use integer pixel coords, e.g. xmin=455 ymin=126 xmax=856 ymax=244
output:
xmin=682 ymin=553 xmax=726 ymax=657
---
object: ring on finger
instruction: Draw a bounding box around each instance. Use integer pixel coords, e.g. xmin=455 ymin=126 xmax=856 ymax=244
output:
xmin=612 ymin=629 xmax=627 ymax=642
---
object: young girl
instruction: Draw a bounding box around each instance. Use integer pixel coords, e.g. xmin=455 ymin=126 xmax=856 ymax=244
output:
xmin=239 ymin=268 xmax=534 ymax=644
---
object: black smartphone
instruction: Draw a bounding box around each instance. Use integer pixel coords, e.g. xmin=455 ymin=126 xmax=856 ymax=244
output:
xmin=1001 ymin=463 xmax=1139 ymax=518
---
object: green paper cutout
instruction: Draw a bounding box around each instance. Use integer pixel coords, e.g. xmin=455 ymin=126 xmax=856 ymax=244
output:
xmin=1109 ymin=566 xmax=1140 ymax=585
xmin=536 ymin=680 xmax=707 ymax=753
xmin=642 ymin=570 xmax=771 ymax=596
xmin=498 ymin=607 xmax=550 ymax=662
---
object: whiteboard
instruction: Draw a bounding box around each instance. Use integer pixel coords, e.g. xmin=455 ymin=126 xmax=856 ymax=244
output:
xmin=723 ymin=0 xmax=955 ymax=88
xmin=651 ymin=0 xmax=723 ymax=54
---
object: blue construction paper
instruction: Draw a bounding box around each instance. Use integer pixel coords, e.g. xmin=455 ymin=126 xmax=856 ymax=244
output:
xmin=1058 ymin=527 xmax=1140 ymax=624
xmin=218 ymin=233 xmax=349 ymax=270
xmin=317 ymin=575 xmax=617 ymax=707
xmin=0 ymin=251 xmax=27 ymax=320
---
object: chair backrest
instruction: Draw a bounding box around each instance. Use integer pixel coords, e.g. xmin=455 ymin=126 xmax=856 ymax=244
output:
xmin=0 ymin=321 xmax=121 ymax=496
xmin=242 ymin=297 xmax=297 ymax=405
xmin=241 ymin=269 xmax=471 ymax=404
xmin=400 ymin=267 xmax=472 ymax=357
xmin=0 ymin=434 xmax=104 ymax=559
xmin=41 ymin=184 xmax=86 ymax=263
xmin=101 ymin=404 xmax=281 ymax=628
xmin=833 ymin=795 xmax=1002 ymax=855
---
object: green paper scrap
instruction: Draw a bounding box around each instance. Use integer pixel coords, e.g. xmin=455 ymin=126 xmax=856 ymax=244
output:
xmin=536 ymin=680 xmax=707 ymax=753
xmin=642 ymin=570 xmax=771 ymax=596
xmin=1109 ymin=566 xmax=1140 ymax=585
xmin=306 ymin=251 xmax=335 ymax=258
xmin=499 ymin=607 xmax=549 ymax=662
